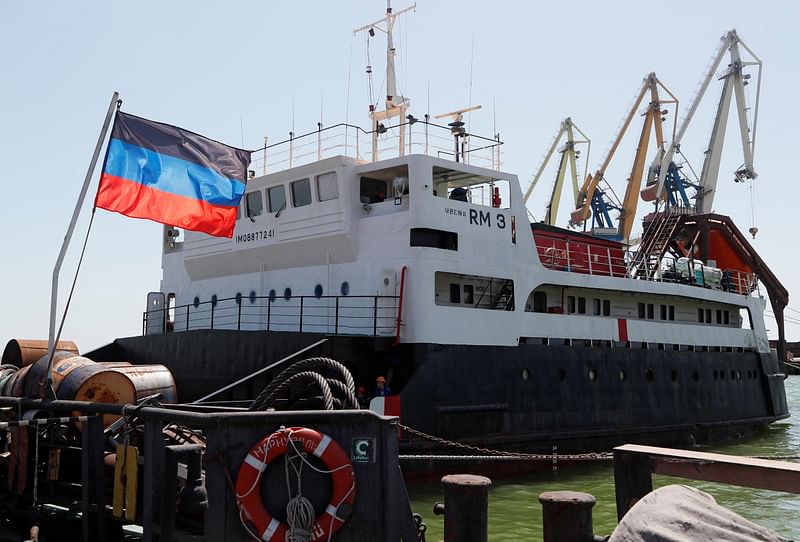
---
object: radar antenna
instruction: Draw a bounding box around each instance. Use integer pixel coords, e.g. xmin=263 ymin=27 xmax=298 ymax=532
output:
xmin=434 ymin=105 xmax=482 ymax=163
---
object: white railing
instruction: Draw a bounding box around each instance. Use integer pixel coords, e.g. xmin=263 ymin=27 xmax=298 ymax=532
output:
xmin=249 ymin=120 xmax=503 ymax=176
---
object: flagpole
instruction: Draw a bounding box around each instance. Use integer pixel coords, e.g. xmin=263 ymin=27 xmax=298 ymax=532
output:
xmin=44 ymin=92 xmax=120 ymax=399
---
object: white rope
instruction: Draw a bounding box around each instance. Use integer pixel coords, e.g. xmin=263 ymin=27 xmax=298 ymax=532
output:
xmin=284 ymin=429 xmax=315 ymax=542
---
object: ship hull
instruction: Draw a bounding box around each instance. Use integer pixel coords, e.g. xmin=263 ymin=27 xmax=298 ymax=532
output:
xmin=88 ymin=330 xmax=789 ymax=454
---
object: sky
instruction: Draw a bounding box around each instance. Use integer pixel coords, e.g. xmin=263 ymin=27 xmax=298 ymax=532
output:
xmin=1 ymin=0 xmax=799 ymax=353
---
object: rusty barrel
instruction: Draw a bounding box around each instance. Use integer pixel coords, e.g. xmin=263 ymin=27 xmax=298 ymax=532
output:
xmin=2 ymin=339 xmax=79 ymax=367
xmin=112 ymin=364 xmax=177 ymax=403
xmin=26 ymin=355 xmax=136 ymax=427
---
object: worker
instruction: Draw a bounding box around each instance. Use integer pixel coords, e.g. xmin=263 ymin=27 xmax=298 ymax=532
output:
xmin=373 ymin=376 xmax=392 ymax=397
xmin=356 ymin=386 xmax=369 ymax=407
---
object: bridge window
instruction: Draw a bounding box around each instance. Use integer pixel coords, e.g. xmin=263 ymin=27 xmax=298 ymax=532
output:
xmin=291 ymin=178 xmax=312 ymax=207
xmin=603 ymin=299 xmax=611 ymax=316
xmin=698 ymin=309 xmax=705 ymax=323
xmin=647 ymin=303 xmax=654 ymax=320
xmin=668 ymin=305 xmax=675 ymax=321
xmin=593 ymin=298 xmax=601 ymax=315
xmin=316 ymin=171 xmax=338 ymax=201
xmin=660 ymin=304 xmax=667 ymax=320
xmin=578 ymin=297 xmax=586 ymax=315
xmin=246 ymin=191 xmax=263 ymax=218
xmin=360 ymin=177 xmax=388 ymax=204
xmin=268 ymin=185 xmax=286 ymax=213
xmin=567 ymin=296 xmax=576 ymax=314
xmin=638 ymin=303 xmax=645 ymax=319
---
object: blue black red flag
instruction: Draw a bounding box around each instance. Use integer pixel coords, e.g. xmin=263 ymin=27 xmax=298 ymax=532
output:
xmin=95 ymin=111 xmax=250 ymax=238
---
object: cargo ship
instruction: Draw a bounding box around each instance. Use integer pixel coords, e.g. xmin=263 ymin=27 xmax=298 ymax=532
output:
xmin=88 ymin=6 xmax=788 ymax=456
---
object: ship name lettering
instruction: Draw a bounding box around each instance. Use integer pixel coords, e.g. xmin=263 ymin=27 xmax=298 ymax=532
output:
xmin=444 ymin=207 xmax=466 ymax=217
xmin=469 ymin=209 xmax=492 ymax=227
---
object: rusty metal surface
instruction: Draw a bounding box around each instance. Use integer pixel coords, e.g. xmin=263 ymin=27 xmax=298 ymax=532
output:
xmin=112 ymin=364 xmax=177 ymax=403
xmin=539 ymin=491 xmax=596 ymax=542
xmin=441 ymin=474 xmax=491 ymax=542
xmin=613 ymin=444 xmax=800 ymax=520
xmin=1 ymin=339 xmax=78 ymax=367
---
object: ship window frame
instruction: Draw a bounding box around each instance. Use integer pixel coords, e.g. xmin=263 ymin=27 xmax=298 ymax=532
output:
xmin=578 ymin=297 xmax=586 ymax=315
xmin=316 ymin=171 xmax=339 ymax=201
xmin=647 ymin=303 xmax=654 ymax=320
xmin=724 ymin=310 xmax=730 ymax=325
xmin=716 ymin=309 xmax=723 ymax=324
xmin=638 ymin=303 xmax=645 ymax=319
xmin=593 ymin=298 xmax=601 ymax=316
xmin=463 ymin=284 xmax=474 ymax=304
xmin=268 ymin=185 xmax=286 ymax=213
xmin=449 ymin=283 xmax=461 ymax=304
xmin=660 ymin=304 xmax=667 ymax=321
xmin=245 ymin=190 xmax=264 ymax=218
xmin=698 ymin=308 xmax=705 ymax=323
xmin=291 ymin=178 xmax=312 ymax=207
xmin=567 ymin=296 xmax=576 ymax=314
xmin=706 ymin=308 xmax=712 ymax=324
xmin=603 ymin=299 xmax=611 ymax=316
xmin=668 ymin=305 xmax=675 ymax=321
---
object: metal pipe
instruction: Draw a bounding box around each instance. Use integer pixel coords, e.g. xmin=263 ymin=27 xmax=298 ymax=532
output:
xmin=46 ymin=92 xmax=119 ymax=398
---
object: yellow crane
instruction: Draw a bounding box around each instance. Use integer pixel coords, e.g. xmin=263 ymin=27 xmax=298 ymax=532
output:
xmin=570 ymin=72 xmax=677 ymax=243
xmin=524 ymin=117 xmax=590 ymax=226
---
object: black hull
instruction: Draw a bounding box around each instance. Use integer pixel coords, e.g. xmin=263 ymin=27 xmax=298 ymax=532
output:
xmin=88 ymin=331 xmax=789 ymax=455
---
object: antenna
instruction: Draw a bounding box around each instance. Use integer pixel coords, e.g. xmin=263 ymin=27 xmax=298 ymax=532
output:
xmin=354 ymin=0 xmax=416 ymax=161
xmin=434 ymin=105 xmax=482 ymax=163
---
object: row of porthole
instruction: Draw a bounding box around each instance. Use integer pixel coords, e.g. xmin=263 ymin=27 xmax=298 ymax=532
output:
xmin=520 ymin=367 xmax=759 ymax=383
xmin=191 ymin=281 xmax=352 ymax=308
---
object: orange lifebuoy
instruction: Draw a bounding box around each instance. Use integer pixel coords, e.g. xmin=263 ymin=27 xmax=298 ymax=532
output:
xmin=235 ymin=426 xmax=356 ymax=541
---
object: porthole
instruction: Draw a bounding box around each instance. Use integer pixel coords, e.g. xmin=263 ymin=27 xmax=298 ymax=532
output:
xmin=284 ymin=287 xmax=292 ymax=300
xmin=522 ymin=368 xmax=530 ymax=381
xmin=736 ymin=370 xmax=742 ymax=380
xmin=211 ymin=294 xmax=218 ymax=307
xmin=588 ymin=368 xmax=597 ymax=381
xmin=249 ymin=290 xmax=257 ymax=304
xmin=314 ymin=284 xmax=323 ymax=299
xmin=235 ymin=292 xmax=243 ymax=305
xmin=558 ymin=368 xmax=566 ymax=381
xmin=619 ymin=370 xmax=626 ymax=381
xmin=693 ymin=370 xmax=700 ymax=381
xmin=193 ymin=296 xmax=200 ymax=308
xmin=341 ymin=281 xmax=350 ymax=296
xmin=645 ymin=368 xmax=654 ymax=381
xmin=269 ymin=289 xmax=276 ymax=303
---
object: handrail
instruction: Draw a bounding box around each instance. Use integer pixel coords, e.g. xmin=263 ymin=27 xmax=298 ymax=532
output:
xmin=143 ymin=294 xmax=401 ymax=337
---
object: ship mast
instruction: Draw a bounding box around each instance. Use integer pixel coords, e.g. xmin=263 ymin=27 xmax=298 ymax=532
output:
xmin=354 ymin=0 xmax=416 ymax=161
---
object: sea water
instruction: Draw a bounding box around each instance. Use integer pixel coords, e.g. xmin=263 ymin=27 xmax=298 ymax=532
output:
xmin=407 ymin=376 xmax=800 ymax=541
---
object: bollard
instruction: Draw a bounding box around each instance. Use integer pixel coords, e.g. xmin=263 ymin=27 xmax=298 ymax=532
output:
xmin=538 ymin=491 xmax=596 ymax=542
xmin=441 ymin=474 xmax=492 ymax=542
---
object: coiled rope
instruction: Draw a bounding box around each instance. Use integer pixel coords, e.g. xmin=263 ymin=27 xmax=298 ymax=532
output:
xmin=249 ymin=357 xmax=359 ymax=411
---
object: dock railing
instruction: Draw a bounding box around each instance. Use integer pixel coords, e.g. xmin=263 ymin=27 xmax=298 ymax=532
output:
xmin=613 ymin=444 xmax=800 ymax=520
xmin=143 ymin=294 xmax=400 ymax=337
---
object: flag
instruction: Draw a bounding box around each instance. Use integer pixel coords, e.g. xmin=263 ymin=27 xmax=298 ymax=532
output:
xmin=95 ymin=111 xmax=250 ymax=238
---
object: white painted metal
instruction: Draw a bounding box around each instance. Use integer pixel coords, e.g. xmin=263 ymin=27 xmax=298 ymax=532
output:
xmin=47 ymin=92 xmax=119 ymax=395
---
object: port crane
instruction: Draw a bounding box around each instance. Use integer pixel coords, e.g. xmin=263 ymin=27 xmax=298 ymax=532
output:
xmin=570 ymin=73 xmax=678 ymax=243
xmin=641 ymin=29 xmax=761 ymax=215
xmin=524 ymin=117 xmax=590 ymax=226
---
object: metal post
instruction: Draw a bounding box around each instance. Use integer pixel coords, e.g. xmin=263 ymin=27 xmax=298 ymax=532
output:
xmin=335 ymin=296 xmax=340 ymax=334
xmin=262 ymin=136 xmax=268 ymax=175
xmin=81 ymin=415 xmax=106 ymax=541
xmin=186 ymin=304 xmax=190 ymax=331
xmin=538 ymin=491 xmax=596 ymax=542
xmin=267 ymin=297 xmax=271 ymax=331
xmin=440 ymin=474 xmax=491 ymax=542
xmin=317 ymin=123 xmax=322 ymax=160
xmin=210 ymin=302 xmax=215 ymax=329
xmin=46 ymin=92 xmax=119 ymax=397
xmin=237 ymin=300 xmax=242 ymax=331
xmin=299 ymin=297 xmax=304 ymax=332
xmin=373 ymin=296 xmax=378 ymax=336
xmin=143 ymin=418 xmax=166 ymax=542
